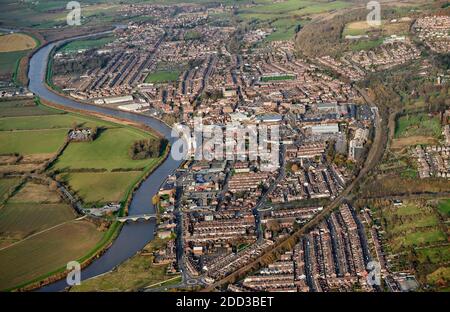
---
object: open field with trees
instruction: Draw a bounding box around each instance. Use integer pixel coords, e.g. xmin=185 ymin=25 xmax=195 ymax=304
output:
xmin=0 ymin=178 xmax=20 ymax=202
xmin=53 ymin=127 xmax=159 ymax=171
xmin=0 ymin=32 xmax=38 ymax=83
xmin=363 ymin=198 xmax=449 ymax=290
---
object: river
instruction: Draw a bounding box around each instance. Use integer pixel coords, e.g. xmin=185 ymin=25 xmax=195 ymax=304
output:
xmin=28 ymin=31 xmax=183 ymax=291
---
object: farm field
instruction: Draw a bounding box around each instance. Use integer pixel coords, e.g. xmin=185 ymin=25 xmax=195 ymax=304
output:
xmin=0 ymin=33 xmax=37 ymax=52
xmin=57 ymin=171 xmax=143 ymax=205
xmin=53 ymin=127 xmax=157 ymax=171
xmin=349 ymin=38 xmax=384 ymax=51
xmin=0 ymin=128 xmax=67 ymax=155
xmin=0 ymin=128 xmax=67 ymax=156
xmin=0 ymin=220 xmax=102 ymax=291
xmin=0 ymin=50 xmax=29 ymax=80
xmin=71 ymin=238 xmax=179 ymax=291
xmin=343 ymin=20 xmax=411 ymax=37
xmin=0 ymin=0 xmax=121 ymax=28
xmin=0 ymin=180 xmax=76 ymax=242
xmin=0 ymin=178 xmax=20 ymax=201
xmin=0 ymin=113 xmax=112 ymax=131
xmin=0 ymin=203 xmax=75 ymax=241
xmin=0 ymin=99 xmax=63 ymax=117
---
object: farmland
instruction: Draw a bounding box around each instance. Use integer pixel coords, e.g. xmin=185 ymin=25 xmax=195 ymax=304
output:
xmin=0 ymin=129 xmax=68 ymax=155
xmin=70 ymin=238 xmax=180 ymax=291
xmin=53 ymin=127 xmax=158 ymax=171
xmin=438 ymin=199 xmax=450 ymax=216
xmin=0 ymin=220 xmax=102 ymax=291
xmin=0 ymin=178 xmax=20 ymax=202
xmin=57 ymin=171 xmax=143 ymax=205
xmin=0 ymin=98 xmax=166 ymax=289
xmin=0 ymin=33 xmax=37 ymax=52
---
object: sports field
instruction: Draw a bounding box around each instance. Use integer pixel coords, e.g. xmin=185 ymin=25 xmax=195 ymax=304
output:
xmin=145 ymin=70 xmax=181 ymax=83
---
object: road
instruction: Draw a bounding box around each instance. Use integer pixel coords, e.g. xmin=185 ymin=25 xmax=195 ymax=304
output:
xmin=203 ymin=86 xmax=388 ymax=291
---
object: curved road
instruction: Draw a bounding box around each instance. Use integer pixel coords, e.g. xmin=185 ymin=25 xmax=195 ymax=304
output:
xmin=28 ymin=31 xmax=185 ymax=291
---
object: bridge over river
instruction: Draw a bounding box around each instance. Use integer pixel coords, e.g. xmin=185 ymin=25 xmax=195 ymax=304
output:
xmin=117 ymin=214 xmax=157 ymax=223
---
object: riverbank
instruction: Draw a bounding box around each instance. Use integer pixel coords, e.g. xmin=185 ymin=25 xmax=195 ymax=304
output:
xmin=26 ymin=29 xmax=184 ymax=292
xmin=1 ymin=98 xmax=170 ymax=291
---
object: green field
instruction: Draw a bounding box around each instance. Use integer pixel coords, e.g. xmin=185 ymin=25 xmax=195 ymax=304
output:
xmin=395 ymin=113 xmax=442 ymax=139
xmin=145 ymin=70 xmax=181 ymax=83
xmin=350 ymin=38 xmax=384 ymax=51
xmin=0 ymin=99 xmax=63 ymax=118
xmin=0 ymin=178 xmax=20 ymax=201
xmin=57 ymin=171 xmax=143 ymax=205
xmin=438 ymin=199 xmax=450 ymax=216
xmin=238 ymin=0 xmax=349 ymax=20
xmin=0 ymin=113 xmax=111 ymax=131
xmin=60 ymin=36 xmax=115 ymax=53
xmin=261 ymin=74 xmax=296 ymax=82
xmin=0 ymin=128 xmax=67 ymax=155
xmin=0 ymin=180 xmax=75 ymax=240
xmin=0 ymin=220 xmax=102 ymax=291
xmin=417 ymin=245 xmax=450 ymax=265
xmin=0 ymin=50 xmax=29 ymax=79
xmin=54 ymin=127 xmax=157 ymax=171
xmin=0 ymin=98 xmax=167 ymax=289
xmin=71 ymin=238 xmax=179 ymax=291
